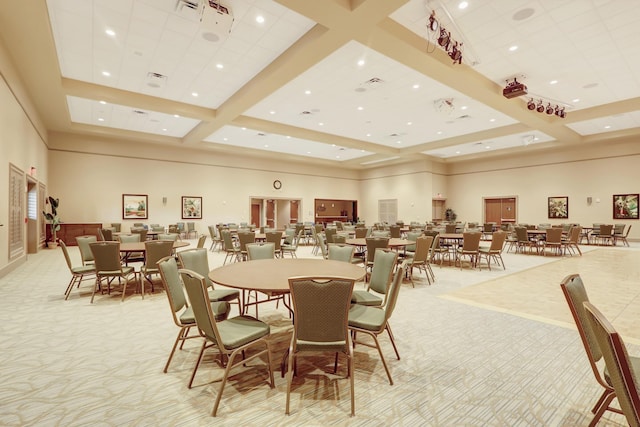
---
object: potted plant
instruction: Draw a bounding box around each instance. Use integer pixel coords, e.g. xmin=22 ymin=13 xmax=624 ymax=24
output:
xmin=445 ymin=208 xmax=457 ymax=222
xmin=43 ymin=196 xmax=61 ymax=248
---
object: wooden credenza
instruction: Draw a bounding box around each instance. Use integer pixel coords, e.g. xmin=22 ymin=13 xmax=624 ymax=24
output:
xmin=46 ymin=223 xmax=101 ymax=246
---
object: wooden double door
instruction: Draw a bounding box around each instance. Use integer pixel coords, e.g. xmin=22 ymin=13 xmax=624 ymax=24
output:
xmin=484 ymin=197 xmax=516 ymax=225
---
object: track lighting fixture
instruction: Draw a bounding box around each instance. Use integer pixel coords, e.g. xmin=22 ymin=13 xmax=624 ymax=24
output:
xmin=527 ymin=98 xmax=567 ymax=118
xmin=426 ymin=10 xmax=463 ymax=65
xmin=527 ymin=99 xmax=536 ymax=110
xmin=546 ymin=103 xmax=554 ymax=115
xmin=555 ymin=106 xmax=566 ymax=118
xmin=536 ymin=100 xmax=545 ymax=113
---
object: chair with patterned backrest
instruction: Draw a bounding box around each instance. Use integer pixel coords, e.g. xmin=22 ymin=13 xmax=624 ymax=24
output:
xmin=560 ymin=274 xmax=640 ymax=426
xmin=562 ymin=226 xmax=583 ymax=256
xmin=584 ymin=301 xmax=640 ymax=427
xmin=246 ymin=242 xmax=275 ymax=260
xmin=478 ymin=231 xmax=507 ymax=270
xmin=352 ymin=248 xmax=397 ymax=306
xmin=236 ymin=232 xmax=256 ymax=261
xmin=389 ymin=224 xmax=401 ymax=238
xmin=131 ymin=227 xmax=148 ymax=242
xmin=243 ymin=242 xmax=287 ymax=317
xmin=327 ymin=244 xmax=355 ymax=263
xmin=157 ymin=256 xmax=229 ymax=374
xmin=221 ymin=230 xmax=240 ymax=265
xmin=139 ymin=240 xmax=175 ymax=297
xmin=614 ymin=224 xmax=632 ymax=247
xmin=316 ymin=233 xmax=328 ymax=259
xmin=157 ymin=233 xmax=179 ymax=242
xmin=540 ymin=227 xmax=563 ymax=256
xmin=89 ymin=241 xmax=136 ymax=303
xmin=355 ymin=227 xmax=368 ymax=238
xmin=110 ymin=223 xmax=121 ymax=232
xmin=196 ymin=235 xmax=206 ymax=248
xmin=208 ymin=225 xmax=221 ymax=252
xmin=178 ymin=248 xmax=242 ymax=315
xmin=364 ymin=237 xmax=390 ymax=277
xmin=324 ymin=228 xmax=337 ymax=245
xmin=285 ymin=276 xmax=356 ymax=416
xmin=151 ymin=225 xmax=165 ymax=232
xmin=186 ymin=222 xmax=197 ymax=239
xmin=76 ymin=235 xmax=97 ymax=266
xmin=282 ymin=229 xmax=303 ymax=258
xmin=405 ymin=235 xmax=434 ymax=286
xmin=456 ymin=232 xmax=482 ymax=269
xmin=100 ymin=227 xmax=115 ymax=241
xmin=349 ymin=261 xmax=407 ymax=385
xmin=59 ymin=240 xmax=95 ymax=300
xmin=180 ymin=268 xmax=274 ymax=417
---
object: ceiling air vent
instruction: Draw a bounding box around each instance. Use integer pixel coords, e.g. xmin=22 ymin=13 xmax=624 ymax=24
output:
xmin=146 ymin=72 xmax=167 ymax=88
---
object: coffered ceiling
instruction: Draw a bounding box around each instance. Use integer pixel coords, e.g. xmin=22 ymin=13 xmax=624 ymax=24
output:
xmin=2 ymin=0 xmax=639 ymax=168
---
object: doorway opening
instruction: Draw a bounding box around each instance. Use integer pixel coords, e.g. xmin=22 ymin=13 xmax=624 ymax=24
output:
xmin=250 ymin=197 xmax=302 ymax=230
xmin=483 ymin=196 xmax=517 ymax=225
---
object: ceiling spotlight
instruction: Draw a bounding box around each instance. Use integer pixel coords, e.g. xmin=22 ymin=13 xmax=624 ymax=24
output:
xmin=555 ymin=106 xmax=566 ymax=118
xmin=527 ymin=99 xmax=536 ymax=110
xmin=438 ymin=29 xmax=451 ymax=49
xmin=546 ymin=103 xmax=554 ymax=115
xmin=536 ymin=100 xmax=545 ymax=113
xmin=448 ymin=41 xmax=463 ymax=64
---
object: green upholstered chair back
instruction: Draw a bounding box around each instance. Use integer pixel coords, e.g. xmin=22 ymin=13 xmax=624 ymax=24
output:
xmin=316 ymin=233 xmax=328 ymax=259
xmin=208 ymin=225 xmax=217 ymax=239
xmin=371 ymin=230 xmax=390 ymax=238
xmin=117 ymin=234 xmax=140 ymax=243
xmin=157 ymin=233 xmax=178 ymax=241
xmin=584 ymin=302 xmax=640 ymax=426
xmin=389 ymin=225 xmax=401 ymax=238
xmin=222 ymin=230 xmax=235 ymax=250
xmin=180 ymin=269 xmax=222 ymax=346
xmin=131 ymin=227 xmax=147 ymax=241
xmin=176 ymin=222 xmax=185 ymax=232
xmin=144 ymin=240 xmax=174 ymax=269
xmin=560 ymin=274 xmax=602 ymax=362
xmin=333 ymin=234 xmax=346 ymax=244
xmin=247 ymin=242 xmax=275 ymax=260
xmin=196 ymin=235 xmax=206 ymax=248
xmin=369 ymin=249 xmax=398 ymax=295
xmin=187 ymin=222 xmax=195 ymax=232
xmin=614 ymin=223 xmax=626 ymax=234
xmin=327 ymin=244 xmax=354 ymax=263
xmin=110 ymin=223 xmax=121 ymax=232
xmin=237 ymin=232 xmax=256 ymax=252
xmin=90 ymin=241 xmax=123 ymax=273
xmin=405 ymin=231 xmax=422 ymax=252
xmin=59 ymin=240 xmax=74 ymax=270
xmin=324 ymin=228 xmax=337 ymax=244
xmin=178 ymin=248 xmax=211 ymax=286
xmin=151 ymin=225 xmax=164 ymax=232
xmin=288 ymin=276 xmax=355 ymax=352
xmin=76 ymin=235 xmax=97 ymax=264
xmin=283 ymin=228 xmax=295 ymax=245
xmin=158 ymin=256 xmax=188 ymax=314
xmin=569 ymin=226 xmax=582 ymax=243
xmin=384 ymin=262 xmax=407 ymax=318
xmin=355 ymin=227 xmax=368 ymax=238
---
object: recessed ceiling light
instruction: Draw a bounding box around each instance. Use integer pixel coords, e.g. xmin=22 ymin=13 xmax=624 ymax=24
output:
xmin=396 ymin=141 xmax=402 ymax=144
xmin=458 ymin=1 xmax=469 ymax=9
xmin=304 ymin=90 xmax=311 ymax=95
xmin=336 ymin=155 xmax=341 ymax=159
xmin=485 ymin=146 xmax=491 ymax=149
xmin=162 ymin=128 xmax=168 ymax=132
xmin=256 ymin=16 xmax=265 ymax=23
xmin=98 ymin=118 xmax=104 ymax=122
xmin=509 ymin=45 xmax=518 ymax=52
xmin=216 ymin=63 xmax=223 ymax=69
xmin=99 ymin=100 xmax=106 ymax=105
xmin=461 ymin=106 xmax=468 ymax=110
xmin=407 ymin=122 xmax=412 ymax=125
xmin=437 ymin=131 xmax=443 ymax=135
xmin=412 ymin=84 xmax=420 ymax=89
xmin=269 ymin=111 xmax=276 ymax=115
xmin=223 ymin=137 xmax=228 ymax=141
xmin=489 ymin=118 xmax=496 ymax=122
xmin=331 ymin=144 xmax=336 ymax=147
xmin=102 ymin=71 xmax=111 ymax=77
xmin=192 ymin=92 xmax=198 ymax=97
xmin=455 ymin=151 xmax=461 ymax=154
xmin=366 ymin=133 xmax=371 ymax=137
xmin=307 ymin=151 xmax=311 ymax=154
xmin=241 ymin=127 xmax=246 ymax=131
xmin=105 ymin=29 xmax=116 ymax=37
xmin=549 ymin=80 xmax=558 ymax=85
xmin=286 ymin=136 xmax=291 ymax=139
xmin=604 ymin=125 xmax=611 ymax=129
xmin=357 ymin=106 xmax=363 ymax=111
xmin=173 ymin=114 xmax=180 ymax=118
xmin=357 ymin=59 xmax=365 ymax=67
xmin=319 ymin=122 xmax=324 ymax=126
xmin=264 ymin=144 xmax=269 ymax=148
xmin=361 ymin=149 xmax=365 ymax=152
xmin=572 ymin=98 xmax=580 ymax=103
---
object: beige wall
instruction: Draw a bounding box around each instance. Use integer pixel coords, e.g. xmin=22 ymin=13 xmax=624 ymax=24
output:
xmin=0 ymin=42 xmax=49 ymax=275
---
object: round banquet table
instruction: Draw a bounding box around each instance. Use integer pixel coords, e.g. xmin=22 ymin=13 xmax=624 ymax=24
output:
xmin=345 ymin=238 xmax=410 ymax=248
xmin=209 ymin=258 xmax=366 ymax=294
xmin=119 ymin=240 xmax=189 ymax=253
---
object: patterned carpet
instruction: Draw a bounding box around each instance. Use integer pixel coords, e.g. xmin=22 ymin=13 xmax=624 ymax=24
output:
xmin=0 ymin=241 xmax=636 ymax=426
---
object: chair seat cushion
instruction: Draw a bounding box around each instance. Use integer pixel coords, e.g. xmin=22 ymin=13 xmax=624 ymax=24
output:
xmin=218 ymin=315 xmax=270 ymax=349
xmin=180 ymin=301 xmax=230 ymax=324
xmin=71 ymin=265 xmax=95 ymax=274
xmin=351 ymin=289 xmax=382 ymax=306
xmin=348 ymin=304 xmax=385 ymax=331
xmin=208 ymin=288 xmax=240 ymax=302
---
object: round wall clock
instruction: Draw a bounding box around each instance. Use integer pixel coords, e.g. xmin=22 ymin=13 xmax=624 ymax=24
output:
xmin=273 ymin=180 xmax=282 ymax=190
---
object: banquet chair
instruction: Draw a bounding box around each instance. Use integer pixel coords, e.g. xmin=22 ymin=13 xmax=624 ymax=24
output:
xmin=560 ymin=274 xmax=638 ymax=426
xmin=324 ymin=228 xmax=337 ymax=244
xmin=456 ymin=232 xmax=482 ymax=269
xmin=285 ymin=276 xmax=356 ymax=416
xmin=131 ymin=227 xmax=148 ymax=242
xmin=478 ymin=231 xmax=507 ymax=270
xmin=266 ymin=231 xmax=283 ymax=258
xmin=221 ymin=230 xmax=240 ymax=265
xmin=355 ymin=227 xmax=368 ymax=238
xmin=364 ymin=237 xmax=389 ymax=276
xmin=281 ymin=229 xmax=303 ymax=258
xmin=178 ymin=248 xmax=242 ymax=315
xmin=243 ymin=243 xmax=288 ymax=317
xmin=196 ymin=235 xmax=207 ymax=248
xmin=237 ymin=232 xmax=256 ymax=261
xmin=327 ymin=244 xmax=355 ymax=263
xmin=349 ymin=262 xmax=407 ymax=385
xmin=180 ymin=269 xmax=274 ymax=417
xmin=352 ymin=249 xmax=397 ymax=306
xmin=60 ymin=240 xmax=95 ymax=300
xmin=584 ymin=302 xmax=640 ymax=426
xmin=176 ymin=222 xmax=187 ymax=239
xmin=186 ymin=222 xmax=197 ymax=239
xmin=614 ymin=224 xmax=632 ymax=247
xmin=389 ymin=224 xmax=401 ymax=238
xmin=139 ymin=240 xmax=174 ymax=297
xmin=89 ymin=241 xmax=136 ymax=303
xmin=157 ymin=257 xmax=229 ymax=374
xmin=75 ymin=235 xmax=97 ymax=266
xmin=246 ymin=242 xmax=275 ymax=260
xmin=562 ymin=226 xmax=583 ymax=256
xmin=208 ymin=225 xmax=221 ymax=251
xmin=100 ymin=227 xmax=115 ymax=241
xmin=316 ymin=233 xmax=328 ymax=259
xmin=540 ymin=227 xmax=563 ymax=256
xmin=110 ymin=223 xmax=121 ymax=232
xmin=405 ymin=235 xmax=433 ymax=286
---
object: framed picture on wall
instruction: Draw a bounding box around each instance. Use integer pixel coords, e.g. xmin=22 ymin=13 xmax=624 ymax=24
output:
xmin=182 ymin=196 xmax=202 ymax=219
xmin=613 ymin=194 xmax=639 ymax=219
xmin=122 ymin=194 xmax=148 ymax=219
xmin=548 ymin=196 xmax=568 ymax=219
